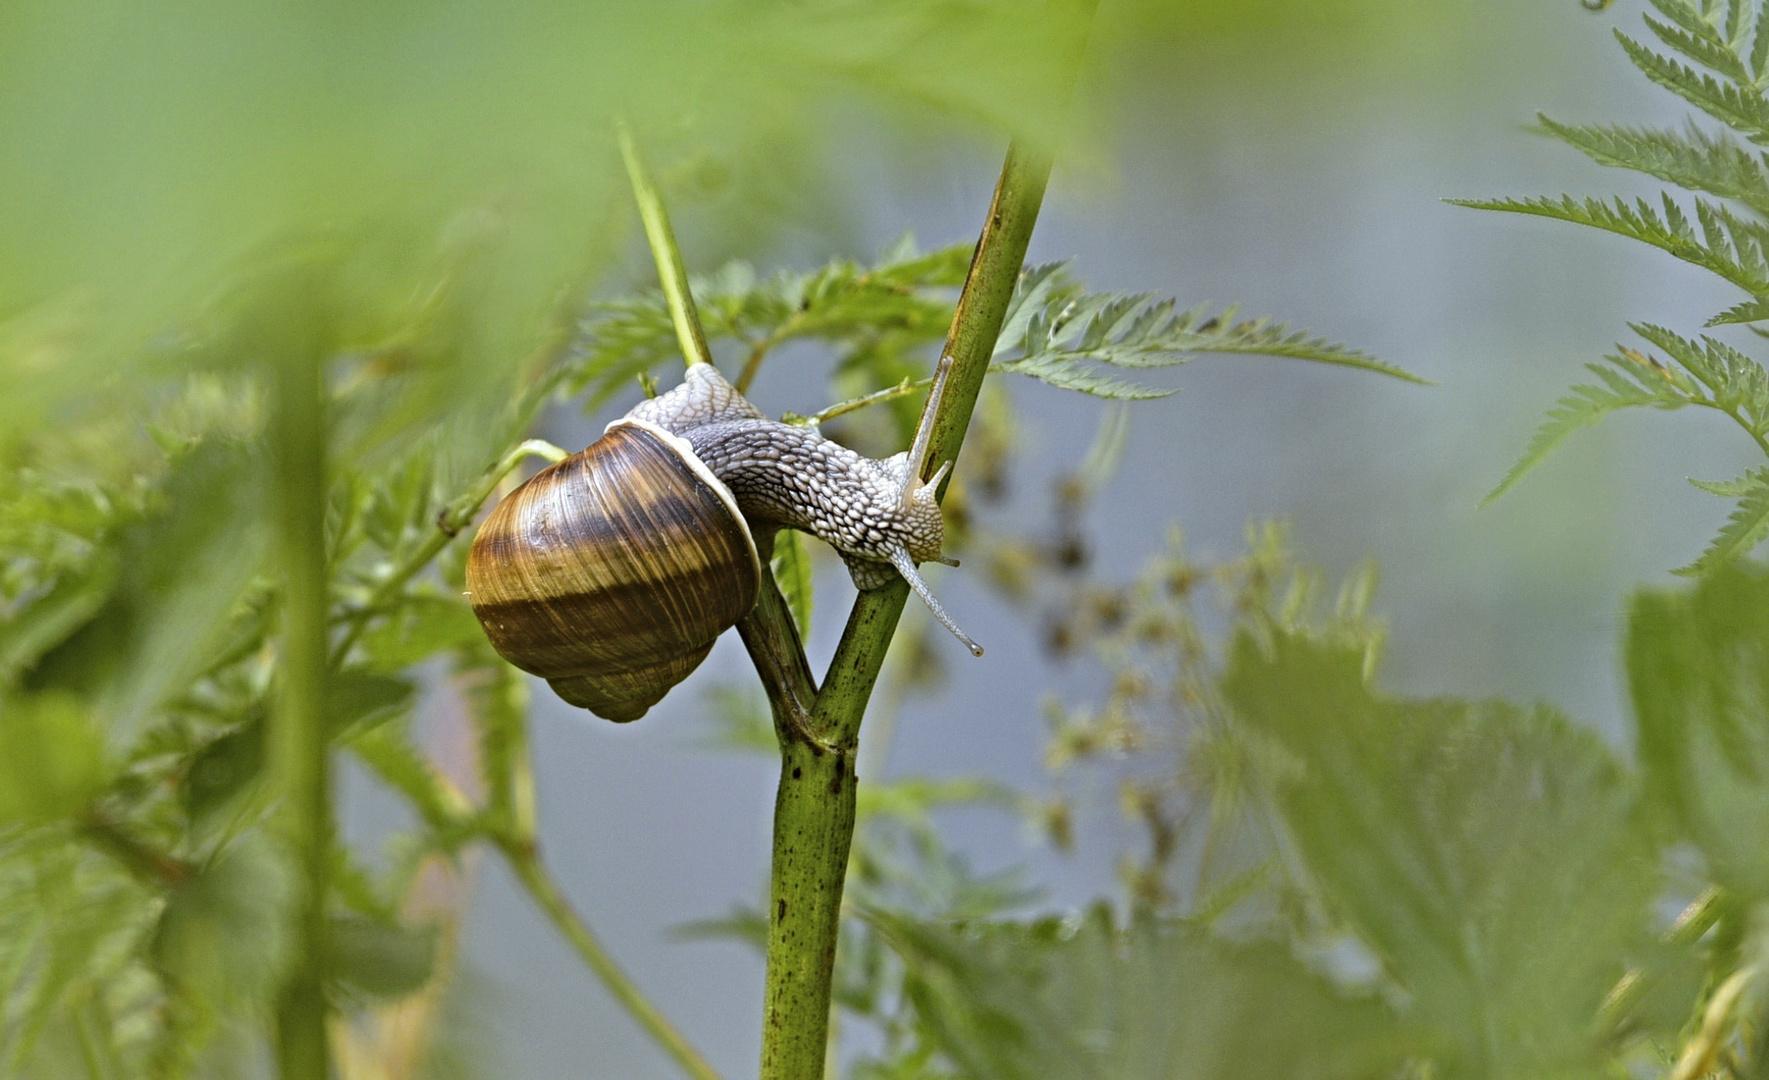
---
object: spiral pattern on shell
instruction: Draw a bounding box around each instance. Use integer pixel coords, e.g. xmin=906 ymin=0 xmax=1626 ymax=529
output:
xmin=467 ymin=362 xmax=978 ymax=721
xmin=465 ymin=420 xmax=759 ymax=722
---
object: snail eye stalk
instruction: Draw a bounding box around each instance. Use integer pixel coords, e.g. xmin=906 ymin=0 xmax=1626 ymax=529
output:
xmin=900 ymin=354 xmax=955 ymax=510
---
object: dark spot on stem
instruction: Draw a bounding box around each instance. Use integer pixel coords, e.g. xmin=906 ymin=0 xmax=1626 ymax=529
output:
xmin=792 ymin=766 xmax=801 ymax=779
xmin=777 ymin=899 xmax=786 ymax=922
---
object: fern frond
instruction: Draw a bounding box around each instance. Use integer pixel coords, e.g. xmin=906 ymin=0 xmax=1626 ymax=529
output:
xmin=1631 ymin=321 xmax=1769 ymax=431
xmin=990 ymin=265 xmax=1420 ymax=399
xmin=1453 ymin=193 xmax=1769 ymax=297
xmin=1482 ymin=357 xmax=1689 ymax=505
xmin=1644 ymin=12 xmax=1752 ymax=83
xmin=993 ymin=353 xmax=1177 ymax=400
xmin=1616 ymin=31 xmax=1769 ymax=142
xmin=1673 ymin=466 xmax=1769 ymax=572
xmin=1536 ymin=118 xmax=1769 ymax=216
xmin=1688 ymin=471 xmax=1761 ymax=494
xmin=1751 ymin=4 xmax=1769 ymax=78
xmin=566 ymin=240 xmax=969 ymax=406
xmin=1646 ymin=0 xmax=1729 ymax=49
xmin=1710 ymin=295 xmax=1769 ymax=322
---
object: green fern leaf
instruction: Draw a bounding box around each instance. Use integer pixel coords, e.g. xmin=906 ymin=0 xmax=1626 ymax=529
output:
xmin=1453 ymin=193 xmax=1769 ymax=296
xmin=1616 ymin=31 xmax=1769 ymax=142
xmin=1631 ymin=321 xmax=1769 ymax=429
xmin=1751 ymin=3 xmax=1769 ymax=77
xmin=1674 ymin=466 xmax=1769 ymax=572
xmin=992 ymin=261 xmax=1076 ymax=360
xmin=991 ymin=265 xmax=1419 ymax=398
xmin=1710 ymin=295 xmax=1769 ymax=323
xmin=566 ymin=240 xmax=971 ymax=407
xmin=1689 ymin=471 xmax=1761 ymax=495
xmin=1644 ymin=12 xmax=1753 ymax=82
xmin=1647 ymin=0 xmax=1729 ymax=48
xmin=993 ymin=353 xmax=1176 ymax=400
xmin=1724 ymin=0 xmax=1751 ymax=47
xmin=1482 ymin=359 xmax=1685 ymax=505
xmin=1536 ymin=118 xmax=1769 ymax=216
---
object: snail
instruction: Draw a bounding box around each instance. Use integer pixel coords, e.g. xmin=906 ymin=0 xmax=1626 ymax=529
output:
xmin=464 ymin=359 xmax=980 ymax=722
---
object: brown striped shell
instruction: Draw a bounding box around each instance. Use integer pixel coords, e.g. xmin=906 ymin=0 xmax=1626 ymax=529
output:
xmin=464 ymin=418 xmax=760 ymax=722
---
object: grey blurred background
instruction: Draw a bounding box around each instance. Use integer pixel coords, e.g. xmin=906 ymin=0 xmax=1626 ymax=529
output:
xmin=340 ymin=0 xmax=1757 ymax=1074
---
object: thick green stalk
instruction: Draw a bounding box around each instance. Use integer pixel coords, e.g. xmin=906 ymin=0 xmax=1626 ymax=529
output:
xmin=270 ymin=295 xmax=334 ymax=1080
xmin=617 ymin=121 xmax=713 ymax=370
xmin=756 ymin=141 xmax=1057 ymax=1080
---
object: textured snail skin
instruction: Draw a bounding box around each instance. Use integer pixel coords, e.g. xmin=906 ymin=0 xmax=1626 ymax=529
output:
xmin=633 ymin=365 xmax=946 ymax=580
xmin=465 ymin=422 xmax=759 ymax=722
xmin=632 ymin=364 xmax=978 ymax=656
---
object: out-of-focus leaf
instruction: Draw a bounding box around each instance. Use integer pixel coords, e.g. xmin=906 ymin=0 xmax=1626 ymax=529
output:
xmin=0 ymin=830 xmax=161 ymax=1073
xmin=0 ymin=692 xmax=109 ymax=827
xmin=329 ymin=670 xmax=413 ymax=737
xmin=1223 ymin=631 xmax=1651 ymax=1080
xmin=1627 ymin=563 xmax=1769 ymax=897
xmin=181 ymin=710 xmax=266 ymax=821
xmin=358 ymin=594 xmax=484 ymax=672
xmin=670 ymin=905 xmax=770 ymax=949
xmin=462 ymin=646 xmax=531 ymax=834
xmin=857 ymin=776 xmax=1017 ymax=829
xmin=22 ymin=440 xmax=266 ymax=747
xmin=0 ymin=0 xmax=1099 ymax=443
xmin=773 ymin=530 xmax=814 ymax=640
xmin=330 ymin=914 xmax=438 ymax=1001
xmin=347 ymin=721 xmax=473 ymax=839
xmin=152 ymin=835 xmax=292 ymax=1007
xmin=847 ymin=817 xmax=1040 ymax=926
xmin=864 ymin=905 xmax=1406 ymax=1080
xmin=695 ymin=685 xmax=777 ymax=754
xmin=0 ymin=559 xmax=116 ymax=686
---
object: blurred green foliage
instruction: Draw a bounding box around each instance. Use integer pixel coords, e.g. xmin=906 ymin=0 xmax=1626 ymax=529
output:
xmin=10 ymin=1 xmax=1769 ymax=1078
xmin=1467 ymin=0 xmax=1769 ymax=573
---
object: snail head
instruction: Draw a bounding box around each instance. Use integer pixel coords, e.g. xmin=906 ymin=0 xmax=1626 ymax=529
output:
xmin=885 ymin=355 xmax=980 ymax=656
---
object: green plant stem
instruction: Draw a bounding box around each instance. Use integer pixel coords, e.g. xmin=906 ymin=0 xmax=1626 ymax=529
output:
xmin=79 ymin=811 xmax=191 ymax=887
xmin=786 ymin=376 xmax=932 ymax=428
xmin=269 ymin=295 xmax=333 ymax=1080
xmin=1720 ymin=403 xmax=1769 ymax=459
xmin=756 ymin=140 xmax=1057 ymax=1080
xmin=499 ymin=840 xmax=724 ymax=1080
xmin=618 ymin=120 xmax=713 ymax=370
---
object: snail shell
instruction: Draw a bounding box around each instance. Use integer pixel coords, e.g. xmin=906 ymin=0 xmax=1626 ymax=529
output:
xmin=465 ymin=419 xmax=759 ymax=722
xmin=467 ymin=362 xmax=978 ymax=722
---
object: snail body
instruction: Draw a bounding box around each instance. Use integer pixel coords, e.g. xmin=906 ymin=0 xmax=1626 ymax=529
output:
xmin=466 ymin=362 xmax=977 ymax=722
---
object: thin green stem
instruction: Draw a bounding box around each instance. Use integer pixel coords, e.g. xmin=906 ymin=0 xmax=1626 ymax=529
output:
xmin=269 ymin=285 xmax=333 ymax=1080
xmin=499 ymin=841 xmax=724 ymax=1080
xmin=79 ymin=811 xmax=191 ymax=887
xmin=814 ymin=139 xmax=1055 ymax=747
xmin=1721 ymin=403 xmax=1769 ymax=459
xmin=736 ymin=332 xmax=781 ymax=394
xmin=756 ymin=140 xmax=1058 ymax=1080
xmin=618 ymin=120 xmax=713 ymax=370
xmin=736 ymin=313 xmax=805 ymax=393
xmin=787 ymin=377 xmax=932 ymax=428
